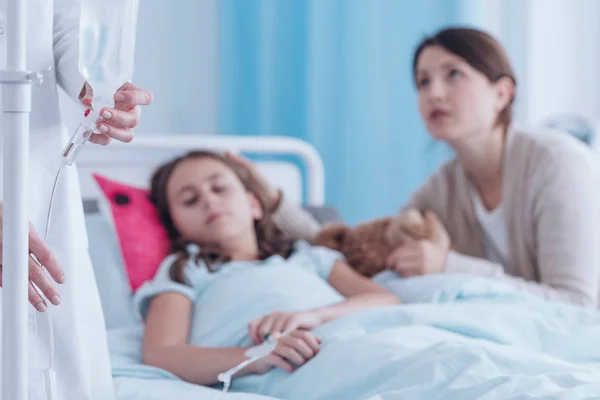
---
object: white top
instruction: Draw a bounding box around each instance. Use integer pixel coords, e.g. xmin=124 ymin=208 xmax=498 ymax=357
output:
xmin=471 ymin=190 xmax=514 ymax=276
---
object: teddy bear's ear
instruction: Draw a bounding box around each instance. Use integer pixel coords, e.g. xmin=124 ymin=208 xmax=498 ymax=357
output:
xmin=314 ymin=224 xmax=350 ymax=250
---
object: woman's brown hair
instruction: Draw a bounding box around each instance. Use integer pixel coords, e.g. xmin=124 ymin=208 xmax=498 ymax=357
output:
xmin=412 ymin=27 xmax=517 ymax=130
xmin=148 ymin=150 xmax=295 ymax=284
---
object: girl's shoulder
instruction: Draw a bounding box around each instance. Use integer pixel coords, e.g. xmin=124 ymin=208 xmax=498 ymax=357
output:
xmin=287 ymin=240 xmax=345 ymax=279
xmin=158 ymin=245 xmax=214 ymax=283
xmin=291 ymin=239 xmax=343 ymax=257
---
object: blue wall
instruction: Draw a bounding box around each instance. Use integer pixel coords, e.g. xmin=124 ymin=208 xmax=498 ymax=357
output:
xmin=218 ymin=0 xmax=465 ymax=224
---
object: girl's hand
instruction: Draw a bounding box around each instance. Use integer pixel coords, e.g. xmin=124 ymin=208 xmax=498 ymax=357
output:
xmin=248 ymin=311 xmax=322 ymax=345
xmin=248 ymin=330 xmax=321 ymax=374
xmin=80 ymin=82 xmax=154 ymax=145
xmin=224 ymin=152 xmax=281 ymax=211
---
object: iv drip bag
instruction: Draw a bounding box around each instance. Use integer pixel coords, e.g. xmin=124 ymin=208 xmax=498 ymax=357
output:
xmin=78 ymin=0 xmax=139 ymax=109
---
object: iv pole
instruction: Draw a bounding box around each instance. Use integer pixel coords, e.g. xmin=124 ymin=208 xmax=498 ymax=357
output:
xmin=0 ymin=0 xmax=38 ymax=398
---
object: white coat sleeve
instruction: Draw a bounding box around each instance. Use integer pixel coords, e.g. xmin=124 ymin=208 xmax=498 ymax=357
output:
xmin=53 ymin=0 xmax=86 ymax=103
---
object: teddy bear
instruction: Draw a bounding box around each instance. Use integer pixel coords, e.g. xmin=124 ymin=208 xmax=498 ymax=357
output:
xmin=312 ymin=208 xmax=449 ymax=277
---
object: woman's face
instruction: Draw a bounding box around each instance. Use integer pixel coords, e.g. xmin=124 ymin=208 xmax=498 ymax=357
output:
xmin=415 ymin=45 xmax=507 ymax=142
xmin=166 ymin=157 xmax=263 ymax=246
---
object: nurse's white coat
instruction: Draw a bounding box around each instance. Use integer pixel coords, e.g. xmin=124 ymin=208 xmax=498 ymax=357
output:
xmin=0 ymin=0 xmax=115 ymax=398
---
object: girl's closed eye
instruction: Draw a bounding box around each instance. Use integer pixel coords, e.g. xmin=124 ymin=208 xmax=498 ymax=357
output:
xmin=448 ymin=69 xmax=462 ymax=80
xmin=212 ymin=184 xmax=228 ymax=194
xmin=183 ymin=194 xmax=199 ymax=206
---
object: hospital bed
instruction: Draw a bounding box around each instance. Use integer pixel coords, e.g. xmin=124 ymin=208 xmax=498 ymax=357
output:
xmin=81 ymin=135 xmax=600 ymax=400
xmin=80 ymin=135 xmax=339 ymax=331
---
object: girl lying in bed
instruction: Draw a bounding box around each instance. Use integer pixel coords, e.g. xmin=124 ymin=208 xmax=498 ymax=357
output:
xmin=133 ymin=150 xmax=399 ymax=386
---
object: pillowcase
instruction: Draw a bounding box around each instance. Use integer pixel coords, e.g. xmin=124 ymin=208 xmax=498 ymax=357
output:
xmin=92 ymin=173 xmax=171 ymax=292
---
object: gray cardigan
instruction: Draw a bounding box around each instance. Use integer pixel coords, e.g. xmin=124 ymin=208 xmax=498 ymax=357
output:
xmin=273 ymin=127 xmax=600 ymax=308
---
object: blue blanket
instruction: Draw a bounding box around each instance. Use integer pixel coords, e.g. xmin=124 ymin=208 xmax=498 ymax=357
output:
xmin=110 ymin=273 xmax=600 ymax=399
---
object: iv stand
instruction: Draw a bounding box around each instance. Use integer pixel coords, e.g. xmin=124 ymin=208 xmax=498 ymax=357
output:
xmin=0 ymin=0 xmax=43 ymax=398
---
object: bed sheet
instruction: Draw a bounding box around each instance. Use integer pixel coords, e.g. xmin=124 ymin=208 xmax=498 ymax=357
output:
xmin=108 ymin=273 xmax=600 ymax=400
xmin=113 ymin=377 xmax=277 ymax=400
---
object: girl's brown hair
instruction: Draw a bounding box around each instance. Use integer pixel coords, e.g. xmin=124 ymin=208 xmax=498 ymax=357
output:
xmin=413 ymin=27 xmax=517 ymax=130
xmin=148 ymin=150 xmax=295 ymax=284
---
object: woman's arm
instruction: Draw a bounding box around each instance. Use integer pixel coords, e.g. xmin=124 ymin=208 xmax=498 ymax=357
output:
xmin=271 ymin=164 xmax=448 ymax=243
xmin=142 ymin=292 xmax=252 ymax=385
xmin=387 ymin=235 xmax=600 ymax=308
xmin=445 ymin=251 xmax=597 ymax=306
xmin=271 ymin=196 xmax=323 ymax=241
xmin=523 ymin=146 xmax=600 ymax=307
xmin=385 ymin=225 xmax=599 ymax=307
xmin=391 ymin=146 xmax=600 ymax=307
xmin=444 ymin=145 xmax=600 ymax=308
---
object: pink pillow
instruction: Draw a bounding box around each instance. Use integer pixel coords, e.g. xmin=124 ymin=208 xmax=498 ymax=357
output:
xmin=92 ymin=173 xmax=171 ymax=292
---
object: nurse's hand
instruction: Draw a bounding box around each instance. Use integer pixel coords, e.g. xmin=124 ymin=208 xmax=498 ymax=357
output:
xmin=0 ymin=202 xmax=65 ymax=312
xmin=224 ymin=152 xmax=282 ymax=212
xmin=80 ymin=82 xmax=154 ymax=145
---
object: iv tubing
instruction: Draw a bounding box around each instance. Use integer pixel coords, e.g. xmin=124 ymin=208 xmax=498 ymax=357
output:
xmin=42 ymin=166 xmax=64 ymax=385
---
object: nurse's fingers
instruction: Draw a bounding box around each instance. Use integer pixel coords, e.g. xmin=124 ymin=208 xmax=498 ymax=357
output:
xmin=89 ymin=133 xmax=112 ymax=146
xmin=95 ymin=122 xmax=134 ymax=143
xmin=80 ymin=82 xmax=93 ymax=107
xmin=28 ymin=255 xmax=61 ymax=308
xmin=114 ymin=83 xmax=154 ymax=108
xmin=28 ymin=225 xmax=65 ymax=284
xmin=99 ymin=106 xmax=141 ymax=130
xmin=0 ymin=264 xmax=49 ymax=312
xmin=29 ymin=279 xmax=47 ymax=312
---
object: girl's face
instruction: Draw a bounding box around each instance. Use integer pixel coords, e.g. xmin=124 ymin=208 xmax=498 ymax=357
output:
xmin=416 ymin=45 xmax=511 ymax=142
xmin=166 ymin=157 xmax=263 ymax=247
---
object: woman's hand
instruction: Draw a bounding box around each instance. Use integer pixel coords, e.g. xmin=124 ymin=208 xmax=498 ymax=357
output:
xmin=80 ymin=82 xmax=154 ymax=145
xmin=248 ymin=310 xmax=323 ymax=345
xmin=385 ymin=211 xmax=451 ymax=277
xmin=248 ymin=330 xmax=321 ymax=374
xmin=385 ymin=239 xmax=448 ymax=277
xmin=0 ymin=202 xmax=65 ymax=312
xmin=224 ymin=152 xmax=281 ymax=212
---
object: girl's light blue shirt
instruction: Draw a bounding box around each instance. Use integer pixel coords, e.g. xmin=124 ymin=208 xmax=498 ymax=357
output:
xmin=133 ymin=241 xmax=345 ymax=348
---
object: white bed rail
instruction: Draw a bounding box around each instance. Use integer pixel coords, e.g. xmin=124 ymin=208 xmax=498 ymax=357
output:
xmin=78 ymin=134 xmax=326 ymax=206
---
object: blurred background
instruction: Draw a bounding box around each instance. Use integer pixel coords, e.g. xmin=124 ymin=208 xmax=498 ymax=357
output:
xmin=60 ymin=0 xmax=600 ymax=225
